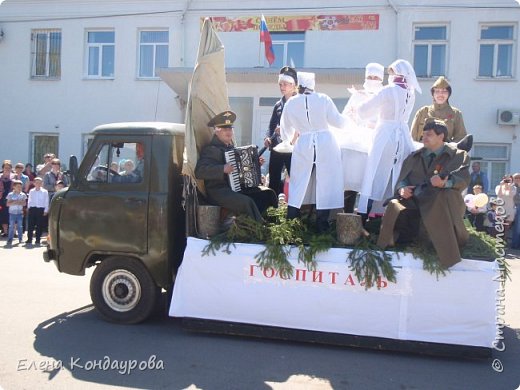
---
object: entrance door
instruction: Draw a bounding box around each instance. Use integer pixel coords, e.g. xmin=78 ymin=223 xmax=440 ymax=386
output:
xmin=32 ymin=134 xmax=59 ymax=166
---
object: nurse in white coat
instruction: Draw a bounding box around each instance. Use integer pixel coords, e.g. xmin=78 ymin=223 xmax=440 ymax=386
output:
xmin=339 ymin=63 xmax=384 ymax=213
xmin=280 ymin=72 xmax=346 ymax=232
xmin=354 ymin=59 xmax=422 ymax=214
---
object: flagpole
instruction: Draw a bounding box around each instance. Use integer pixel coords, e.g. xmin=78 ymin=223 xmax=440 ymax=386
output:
xmin=258 ymin=16 xmax=263 ymax=67
xmin=259 ymin=40 xmax=262 ymax=67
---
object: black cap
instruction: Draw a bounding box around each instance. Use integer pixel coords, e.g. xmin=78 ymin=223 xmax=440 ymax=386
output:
xmin=279 ymin=66 xmax=297 ymax=84
xmin=207 ymin=110 xmax=236 ymax=128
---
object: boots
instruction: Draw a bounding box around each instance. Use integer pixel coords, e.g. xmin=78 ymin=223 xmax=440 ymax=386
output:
xmin=456 ymin=134 xmax=473 ymax=153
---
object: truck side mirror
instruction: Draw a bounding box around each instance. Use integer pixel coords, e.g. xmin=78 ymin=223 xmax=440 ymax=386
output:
xmin=68 ymin=155 xmax=79 ymax=186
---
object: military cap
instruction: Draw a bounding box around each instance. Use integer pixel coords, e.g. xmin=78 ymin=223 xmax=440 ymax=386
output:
xmin=278 ymin=66 xmax=297 ymax=84
xmin=423 ymin=118 xmax=448 ymax=140
xmin=207 ymin=110 xmax=236 ymax=128
xmin=430 ymin=76 xmax=452 ymax=97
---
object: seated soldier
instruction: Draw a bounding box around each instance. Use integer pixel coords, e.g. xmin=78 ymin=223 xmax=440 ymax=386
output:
xmin=195 ymin=110 xmax=277 ymax=222
xmin=377 ymin=119 xmax=470 ymax=268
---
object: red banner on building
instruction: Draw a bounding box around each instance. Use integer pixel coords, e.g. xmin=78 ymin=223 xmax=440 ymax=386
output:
xmin=208 ymin=14 xmax=379 ymax=32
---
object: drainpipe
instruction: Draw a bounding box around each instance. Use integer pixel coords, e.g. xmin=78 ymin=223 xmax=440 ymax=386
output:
xmin=180 ymin=0 xmax=193 ymax=66
xmin=387 ymin=0 xmax=399 ymax=59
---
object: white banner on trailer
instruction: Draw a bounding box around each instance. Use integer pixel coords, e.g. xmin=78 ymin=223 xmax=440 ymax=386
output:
xmin=170 ymin=237 xmax=498 ymax=348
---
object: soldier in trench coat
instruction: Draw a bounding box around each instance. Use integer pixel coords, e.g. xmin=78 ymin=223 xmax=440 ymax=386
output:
xmin=377 ymin=120 xmax=470 ymax=268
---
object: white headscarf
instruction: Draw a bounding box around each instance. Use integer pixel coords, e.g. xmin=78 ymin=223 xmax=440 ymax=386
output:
xmin=365 ymin=62 xmax=384 ymax=80
xmin=297 ymin=72 xmax=315 ymax=91
xmin=388 ymin=59 xmax=422 ymax=94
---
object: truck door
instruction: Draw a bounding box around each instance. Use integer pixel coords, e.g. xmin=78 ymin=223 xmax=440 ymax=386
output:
xmin=59 ymin=138 xmax=149 ymax=256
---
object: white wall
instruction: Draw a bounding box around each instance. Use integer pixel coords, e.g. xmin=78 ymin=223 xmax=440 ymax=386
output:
xmin=0 ymin=0 xmax=519 ymax=172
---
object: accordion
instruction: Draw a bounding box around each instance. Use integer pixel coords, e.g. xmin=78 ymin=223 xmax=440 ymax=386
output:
xmin=224 ymin=145 xmax=262 ymax=192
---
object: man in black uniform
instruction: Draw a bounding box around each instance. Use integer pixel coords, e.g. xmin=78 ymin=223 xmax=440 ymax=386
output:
xmin=263 ymin=66 xmax=297 ymax=195
xmin=196 ymin=111 xmax=277 ymax=222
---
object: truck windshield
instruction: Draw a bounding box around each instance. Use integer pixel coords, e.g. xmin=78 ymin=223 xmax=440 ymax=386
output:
xmin=86 ymin=142 xmax=144 ymax=184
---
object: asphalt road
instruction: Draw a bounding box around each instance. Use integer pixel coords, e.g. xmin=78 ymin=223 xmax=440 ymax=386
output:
xmin=0 ymin=242 xmax=519 ymax=390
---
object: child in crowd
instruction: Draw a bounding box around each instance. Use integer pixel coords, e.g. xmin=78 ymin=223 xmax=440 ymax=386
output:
xmin=5 ymin=180 xmax=27 ymax=246
xmin=484 ymin=200 xmax=498 ymax=237
xmin=55 ymin=180 xmax=65 ymax=192
xmin=467 ymin=185 xmax=487 ymax=232
xmin=26 ymin=177 xmax=49 ymax=246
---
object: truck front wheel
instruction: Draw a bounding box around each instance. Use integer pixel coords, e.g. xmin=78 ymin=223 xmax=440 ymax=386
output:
xmin=90 ymin=256 xmax=159 ymax=324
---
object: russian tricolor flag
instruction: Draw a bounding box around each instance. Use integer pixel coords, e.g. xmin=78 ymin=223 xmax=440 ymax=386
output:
xmin=260 ymin=14 xmax=275 ymax=66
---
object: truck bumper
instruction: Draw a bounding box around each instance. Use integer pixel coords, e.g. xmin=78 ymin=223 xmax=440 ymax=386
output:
xmin=43 ymin=246 xmax=59 ymax=270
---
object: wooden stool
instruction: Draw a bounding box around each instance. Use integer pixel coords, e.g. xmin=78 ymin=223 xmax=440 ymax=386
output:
xmin=336 ymin=213 xmax=363 ymax=245
xmin=196 ymin=205 xmax=222 ymax=238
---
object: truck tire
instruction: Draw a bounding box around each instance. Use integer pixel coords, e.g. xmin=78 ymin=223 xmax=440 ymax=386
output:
xmin=90 ymin=256 xmax=160 ymax=324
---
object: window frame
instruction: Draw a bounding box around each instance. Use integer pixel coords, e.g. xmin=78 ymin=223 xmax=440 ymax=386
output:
xmin=471 ymin=143 xmax=511 ymax=194
xmin=477 ymin=23 xmax=516 ymax=79
xmin=84 ymin=141 xmax=144 ymax=185
xmin=137 ymin=29 xmax=169 ymax=79
xmin=31 ymin=29 xmax=62 ymax=79
xmin=268 ymin=32 xmax=305 ymax=69
xmin=84 ymin=30 xmax=115 ymax=79
xmin=412 ymin=24 xmax=449 ymax=79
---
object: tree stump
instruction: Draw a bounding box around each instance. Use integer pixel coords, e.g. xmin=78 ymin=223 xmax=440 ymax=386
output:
xmin=336 ymin=213 xmax=363 ymax=245
xmin=196 ymin=205 xmax=222 ymax=239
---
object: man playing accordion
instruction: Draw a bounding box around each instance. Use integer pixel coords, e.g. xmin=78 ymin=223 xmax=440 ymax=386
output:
xmin=195 ymin=110 xmax=277 ymax=222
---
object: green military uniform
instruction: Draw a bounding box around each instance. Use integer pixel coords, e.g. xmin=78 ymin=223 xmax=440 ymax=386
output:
xmin=377 ymin=143 xmax=470 ymax=268
xmin=410 ymin=77 xmax=467 ymax=142
xmin=411 ymin=103 xmax=467 ymax=142
xmin=195 ymin=111 xmax=277 ymax=222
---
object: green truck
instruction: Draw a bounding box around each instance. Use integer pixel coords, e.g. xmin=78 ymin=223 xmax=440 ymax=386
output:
xmin=44 ymin=121 xmax=188 ymax=324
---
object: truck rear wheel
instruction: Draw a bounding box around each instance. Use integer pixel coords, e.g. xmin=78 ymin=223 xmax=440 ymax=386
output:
xmin=90 ymin=256 xmax=159 ymax=324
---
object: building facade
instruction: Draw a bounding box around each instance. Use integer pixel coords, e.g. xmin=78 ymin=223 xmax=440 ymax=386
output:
xmin=0 ymin=0 xmax=518 ymax=190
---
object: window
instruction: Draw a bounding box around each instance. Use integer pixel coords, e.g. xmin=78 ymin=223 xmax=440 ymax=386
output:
xmin=87 ymin=142 xmax=143 ymax=184
xmin=472 ymin=143 xmax=510 ymax=193
xmin=86 ymin=31 xmax=115 ymax=78
xmin=478 ymin=25 xmax=515 ymax=78
xmin=31 ymin=29 xmax=61 ymax=78
xmin=32 ymin=134 xmax=59 ymax=168
xmin=413 ymin=25 xmax=447 ymax=78
xmin=269 ymin=32 xmax=305 ymax=68
xmin=138 ymin=30 xmax=169 ymax=78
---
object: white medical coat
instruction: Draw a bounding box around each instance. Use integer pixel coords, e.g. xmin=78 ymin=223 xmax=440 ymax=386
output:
xmin=356 ymin=84 xmax=416 ymax=213
xmin=280 ymin=92 xmax=346 ymax=209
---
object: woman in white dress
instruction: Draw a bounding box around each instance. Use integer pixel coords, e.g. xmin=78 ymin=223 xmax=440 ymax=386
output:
xmin=354 ymin=59 xmax=422 ymax=215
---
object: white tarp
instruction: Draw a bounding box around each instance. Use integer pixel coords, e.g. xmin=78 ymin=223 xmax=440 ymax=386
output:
xmin=170 ymin=237 xmax=498 ymax=348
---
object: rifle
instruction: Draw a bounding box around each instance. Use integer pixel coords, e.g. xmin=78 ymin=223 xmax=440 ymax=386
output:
xmin=258 ymin=131 xmax=280 ymax=157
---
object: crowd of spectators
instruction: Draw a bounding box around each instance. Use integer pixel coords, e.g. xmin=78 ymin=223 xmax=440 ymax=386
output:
xmin=1 ymin=153 xmax=68 ymax=247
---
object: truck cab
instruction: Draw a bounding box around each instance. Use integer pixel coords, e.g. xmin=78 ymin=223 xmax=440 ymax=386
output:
xmin=44 ymin=122 xmax=186 ymax=323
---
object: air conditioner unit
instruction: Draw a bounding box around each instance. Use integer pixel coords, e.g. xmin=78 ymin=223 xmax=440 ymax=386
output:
xmin=497 ymin=109 xmax=520 ymax=125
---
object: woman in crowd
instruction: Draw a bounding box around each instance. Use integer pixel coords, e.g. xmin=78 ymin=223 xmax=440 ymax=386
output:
xmin=511 ymin=173 xmax=520 ymax=249
xmin=23 ymin=163 xmax=37 ymax=191
xmin=0 ymin=160 xmax=15 ymax=236
xmin=495 ymin=174 xmax=516 ymax=239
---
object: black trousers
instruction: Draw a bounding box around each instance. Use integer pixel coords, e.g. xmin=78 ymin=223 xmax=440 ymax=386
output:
xmin=242 ymin=187 xmax=278 ymax=216
xmin=268 ymin=150 xmax=292 ymax=196
xmin=344 ymin=190 xmax=357 ymax=214
xmin=27 ymin=207 xmax=45 ymax=242
xmin=468 ymin=212 xmax=485 ymax=232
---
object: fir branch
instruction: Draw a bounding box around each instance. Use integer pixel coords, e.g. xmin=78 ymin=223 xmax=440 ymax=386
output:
xmin=406 ymin=242 xmax=446 ymax=279
xmin=347 ymin=237 xmax=397 ymax=290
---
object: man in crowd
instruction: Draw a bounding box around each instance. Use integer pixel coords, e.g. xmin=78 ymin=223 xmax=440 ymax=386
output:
xmin=195 ymin=110 xmax=277 ymax=222
xmin=467 ymin=161 xmax=489 ymax=194
xmin=377 ymin=119 xmax=470 ymax=268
